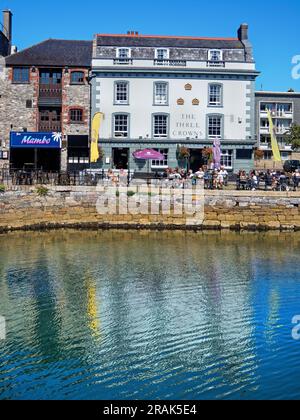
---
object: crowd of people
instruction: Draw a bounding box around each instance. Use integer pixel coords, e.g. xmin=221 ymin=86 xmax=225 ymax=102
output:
xmin=165 ymin=167 xmax=229 ymax=189
xmin=237 ymin=169 xmax=300 ymax=191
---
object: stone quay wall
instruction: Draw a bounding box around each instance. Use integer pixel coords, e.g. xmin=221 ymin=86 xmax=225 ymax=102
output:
xmin=1 ymin=187 xmax=300 ymax=233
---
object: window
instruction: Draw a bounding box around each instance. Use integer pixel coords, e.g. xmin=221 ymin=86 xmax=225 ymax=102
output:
xmin=153 ymin=115 xmax=168 ymax=138
xmin=26 ymin=100 xmax=32 ymax=109
xmin=71 ymin=71 xmax=85 ymax=84
xmin=13 ymin=68 xmax=30 ymax=83
xmin=117 ymin=48 xmax=131 ymax=59
xmin=114 ymin=114 xmax=129 ymax=137
xmin=156 ymin=49 xmax=169 ymax=60
xmin=152 ymin=149 xmax=169 ymax=168
xmin=263 ymin=151 xmax=272 ymax=160
xmin=220 ymin=150 xmax=233 ymax=169
xmin=236 ymin=149 xmax=253 ymax=160
xmin=208 ymin=50 xmax=223 ymax=62
xmin=70 ymin=109 xmax=83 ymax=123
xmin=154 ymin=82 xmax=168 ymax=105
xmin=40 ymin=70 xmax=62 ymax=85
xmin=281 ymin=152 xmax=290 ymax=161
xmin=115 ymin=82 xmax=129 ymax=104
xmin=208 ymin=115 xmax=222 ymax=138
xmin=209 ymin=84 xmax=222 ymax=106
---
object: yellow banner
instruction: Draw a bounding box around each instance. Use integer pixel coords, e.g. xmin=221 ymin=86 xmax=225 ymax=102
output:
xmin=90 ymin=112 xmax=103 ymax=163
xmin=267 ymin=109 xmax=281 ymax=162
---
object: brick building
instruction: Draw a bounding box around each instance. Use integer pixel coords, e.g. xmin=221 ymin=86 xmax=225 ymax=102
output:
xmin=0 ymin=30 xmax=92 ymax=171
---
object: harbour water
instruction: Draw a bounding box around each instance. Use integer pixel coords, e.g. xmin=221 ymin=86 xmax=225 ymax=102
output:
xmin=0 ymin=230 xmax=300 ymax=400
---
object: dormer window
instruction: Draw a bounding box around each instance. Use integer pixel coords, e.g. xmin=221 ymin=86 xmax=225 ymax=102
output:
xmin=117 ymin=48 xmax=131 ymax=59
xmin=156 ymin=49 xmax=169 ymax=61
xmin=208 ymin=49 xmax=223 ymax=62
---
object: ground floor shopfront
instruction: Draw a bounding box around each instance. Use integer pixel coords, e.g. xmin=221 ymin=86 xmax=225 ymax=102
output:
xmin=93 ymin=140 xmax=255 ymax=174
xmin=2 ymin=132 xmax=90 ymax=172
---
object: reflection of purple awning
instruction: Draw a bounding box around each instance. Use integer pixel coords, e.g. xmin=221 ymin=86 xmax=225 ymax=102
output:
xmin=133 ymin=149 xmax=165 ymax=160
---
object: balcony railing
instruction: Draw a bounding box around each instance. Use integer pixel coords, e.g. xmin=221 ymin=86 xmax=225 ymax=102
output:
xmin=154 ymin=59 xmax=187 ymax=67
xmin=206 ymin=60 xmax=225 ymax=68
xmin=39 ymin=83 xmax=62 ymax=98
xmin=113 ymin=58 xmax=133 ymax=65
xmin=38 ymin=123 xmax=62 ymax=132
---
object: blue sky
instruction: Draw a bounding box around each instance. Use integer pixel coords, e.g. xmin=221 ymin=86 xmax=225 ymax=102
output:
xmin=2 ymin=0 xmax=300 ymax=91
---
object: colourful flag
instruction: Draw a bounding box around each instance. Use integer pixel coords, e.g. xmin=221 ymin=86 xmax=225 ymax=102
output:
xmin=90 ymin=112 xmax=103 ymax=163
xmin=266 ymin=109 xmax=281 ymax=162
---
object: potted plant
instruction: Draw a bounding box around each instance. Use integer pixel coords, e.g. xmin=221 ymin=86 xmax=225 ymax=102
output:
xmin=98 ymin=147 xmax=105 ymax=161
xmin=177 ymin=146 xmax=190 ymax=160
xmin=202 ymin=147 xmax=213 ymax=165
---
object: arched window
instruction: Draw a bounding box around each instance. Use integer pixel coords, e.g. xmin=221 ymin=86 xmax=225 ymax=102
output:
xmin=70 ymin=71 xmax=85 ymax=84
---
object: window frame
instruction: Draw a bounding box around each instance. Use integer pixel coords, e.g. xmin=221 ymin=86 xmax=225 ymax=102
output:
xmin=155 ymin=48 xmax=170 ymax=60
xmin=116 ymin=48 xmax=131 ymax=59
xmin=208 ymin=49 xmax=223 ymax=62
xmin=207 ymin=114 xmax=223 ymax=139
xmin=208 ymin=83 xmax=223 ymax=107
xmin=153 ymin=82 xmax=169 ymax=106
xmin=151 ymin=148 xmax=169 ymax=169
xmin=12 ymin=67 xmax=30 ymax=84
xmin=69 ymin=108 xmax=84 ymax=124
xmin=70 ymin=71 xmax=85 ymax=85
xmin=152 ymin=113 xmax=169 ymax=139
xmin=114 ymin=81 xmax=129 ymax=105
xmin=113 ymin=113 xmax=130 ymax=138
xmin=220 ymin=150 xmax=233 ymax=170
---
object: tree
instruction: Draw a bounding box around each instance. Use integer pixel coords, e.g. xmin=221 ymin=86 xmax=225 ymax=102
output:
xmin=285 ymin=124 xmax=300 ymax=151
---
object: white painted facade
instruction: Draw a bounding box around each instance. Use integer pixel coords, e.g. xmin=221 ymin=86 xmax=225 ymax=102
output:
xmin=91 ymin=27 xmax=259 ymax=172
xmin=94 ymin=76 xmax=252 ymax=142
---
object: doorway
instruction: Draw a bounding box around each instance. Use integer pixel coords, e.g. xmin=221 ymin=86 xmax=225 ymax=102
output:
xmin=113 ymin=148 xmax=129 ymax=169
xmin=189 ymin=149 xmax=204 ymax=172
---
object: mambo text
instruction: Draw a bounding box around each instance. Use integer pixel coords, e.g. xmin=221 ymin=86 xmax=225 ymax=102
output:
xmin=20 ymin=136 xmax=53 ymax=145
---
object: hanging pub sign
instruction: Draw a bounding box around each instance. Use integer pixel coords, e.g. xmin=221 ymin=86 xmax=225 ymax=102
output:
xmin=10 ymin=132 xmax=62 ymax=149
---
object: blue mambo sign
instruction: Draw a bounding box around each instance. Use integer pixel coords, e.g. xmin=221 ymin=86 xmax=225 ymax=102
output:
xmin=10 ymin=132 xmax=62 ymax=149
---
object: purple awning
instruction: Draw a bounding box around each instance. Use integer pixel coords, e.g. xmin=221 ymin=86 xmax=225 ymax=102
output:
xmin=133 ymin=149 xmax=165 ymax=161
xmin=213 ymin=139 xmax=221 ymax=170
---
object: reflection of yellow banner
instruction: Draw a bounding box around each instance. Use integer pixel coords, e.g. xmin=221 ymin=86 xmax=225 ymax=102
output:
xmin=90 ymin=112 xmax=103 ymax=163
xmin=267 ymin=110 xmax=281 ymax=162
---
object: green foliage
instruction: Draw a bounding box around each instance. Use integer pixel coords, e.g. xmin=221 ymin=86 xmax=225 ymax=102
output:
xmin=127 ymin=191 xmax=136 ymax=197
xmin=0 ymin=184 xmax=5 ymax=193
xmin=36 ymin=186 xmax=49 ymax=197
xmin=286 ymin=124 xmax=300 ymax=150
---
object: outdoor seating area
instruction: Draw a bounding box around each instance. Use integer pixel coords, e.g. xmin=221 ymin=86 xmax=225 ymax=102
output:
xmin=1 ymin=167 xmax=300 ymax=192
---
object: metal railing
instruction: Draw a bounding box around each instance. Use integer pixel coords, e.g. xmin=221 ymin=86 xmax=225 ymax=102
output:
xmin=154 ymin=59 xmax=187 ymax=67
xmin=0 ymin=169 xmax=106 ymax=188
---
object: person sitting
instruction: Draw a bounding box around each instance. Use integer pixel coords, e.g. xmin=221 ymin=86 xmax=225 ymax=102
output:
xmin=219 ymin=166 xmax=229 ymax=186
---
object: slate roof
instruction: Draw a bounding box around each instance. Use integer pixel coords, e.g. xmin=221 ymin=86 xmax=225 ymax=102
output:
xmin=6 ymin=39 xmax=92 ymax=67
xmin=96 ymin=34 xmax=244 ymax=49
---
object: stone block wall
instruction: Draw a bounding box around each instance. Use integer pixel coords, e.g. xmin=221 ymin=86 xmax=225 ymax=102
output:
xmin=1 ymin=188 xmax=300 ymax=232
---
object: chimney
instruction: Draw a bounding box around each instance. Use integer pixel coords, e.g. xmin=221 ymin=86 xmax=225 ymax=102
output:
xmin=238 ymin=23 xmax=248 ymax=42
xmin=2 ymin=10 xmax=12 ymax=42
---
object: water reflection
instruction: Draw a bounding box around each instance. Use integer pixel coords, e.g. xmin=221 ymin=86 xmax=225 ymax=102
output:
xmin=0 ymin=230 xmax=300 ymax=400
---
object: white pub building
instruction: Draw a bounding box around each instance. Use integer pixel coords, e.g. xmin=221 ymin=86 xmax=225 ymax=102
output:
xmin=91 ymin=24 xmax=259 ymax=173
